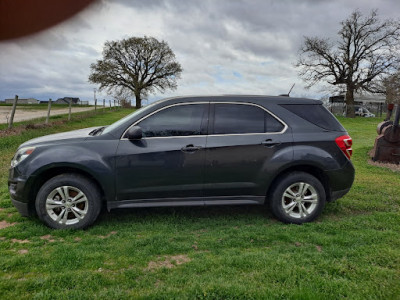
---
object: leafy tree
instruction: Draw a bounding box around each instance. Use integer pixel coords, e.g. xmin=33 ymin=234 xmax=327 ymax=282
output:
xmin=297 ymin=10 xmax=400 ymax=117
xmin=89 ymin=36 xmax=182 ymax=108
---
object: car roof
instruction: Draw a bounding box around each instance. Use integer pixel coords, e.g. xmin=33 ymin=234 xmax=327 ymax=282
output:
xmin=104 ymin=95 xmax=322 ymax=138
xmin=153 ymin=95 xmax=322 ymax=106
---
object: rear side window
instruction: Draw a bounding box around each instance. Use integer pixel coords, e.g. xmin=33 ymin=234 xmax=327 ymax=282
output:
xmin=213 ymin=103 xmax=284 ymax=134
xmin=281 ymin=104 xmax=345 ymax=131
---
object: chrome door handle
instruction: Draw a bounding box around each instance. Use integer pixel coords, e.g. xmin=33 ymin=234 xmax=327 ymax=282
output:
xmin=181 ymin=144 xmax=202 ymax=153
xmin=261 ymin=139 xmax=281 ymax=147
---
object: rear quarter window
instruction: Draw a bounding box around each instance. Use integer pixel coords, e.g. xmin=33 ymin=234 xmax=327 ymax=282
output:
xmin=281 ymin=104 xmax=345 ymax=131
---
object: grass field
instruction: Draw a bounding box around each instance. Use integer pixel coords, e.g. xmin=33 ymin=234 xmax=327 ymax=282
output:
xmin=0 ymin=112 xmax=399 ymax=299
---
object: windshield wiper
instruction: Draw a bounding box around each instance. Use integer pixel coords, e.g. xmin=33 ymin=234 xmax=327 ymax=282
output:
xmin=89 ymin=126 xmax=106 ymax=136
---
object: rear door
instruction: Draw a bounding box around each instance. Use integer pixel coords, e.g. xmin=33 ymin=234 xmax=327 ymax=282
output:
xmin=204 ymin=102 xmax=292 ymax=202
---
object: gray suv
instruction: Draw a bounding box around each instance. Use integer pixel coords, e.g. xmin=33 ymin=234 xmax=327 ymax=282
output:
xmin=9 ymin=95 xmax=354 ymax=229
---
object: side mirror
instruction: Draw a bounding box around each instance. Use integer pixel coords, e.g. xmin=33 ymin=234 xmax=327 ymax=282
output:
xmin=126 ymin=126 xmax=143 ymax=140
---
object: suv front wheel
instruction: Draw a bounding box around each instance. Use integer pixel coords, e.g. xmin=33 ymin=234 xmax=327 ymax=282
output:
xmin=270 ymin=172 xmax=326 ymax=224
xmin=35 ymin=174 xmax=102 ymax=229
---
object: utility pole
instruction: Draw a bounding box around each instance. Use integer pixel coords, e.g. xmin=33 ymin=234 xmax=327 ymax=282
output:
xmin=93 ymin=88 xmax=97 ymax=112
xmin=8 ymin=95 xmax=18 ymax=129
xmin=46 ymin=98 xmax=52 ymax=124
xmin=68 ymin=99 xmax=72 ymax=121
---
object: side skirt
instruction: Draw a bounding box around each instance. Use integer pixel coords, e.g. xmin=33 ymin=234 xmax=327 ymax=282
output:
xmin=107 ymin=196 xmax=265 ymax=211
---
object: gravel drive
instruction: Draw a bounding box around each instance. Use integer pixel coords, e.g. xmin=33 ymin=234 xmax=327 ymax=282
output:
xmin=0 ymin=107 xmax=94 ymax=124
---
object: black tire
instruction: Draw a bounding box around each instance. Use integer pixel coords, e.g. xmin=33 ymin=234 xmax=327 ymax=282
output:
xmin=269 ymin=172 xmax=326 ymax=224
xmin=35 ymin=173 xmax=102 ymax=229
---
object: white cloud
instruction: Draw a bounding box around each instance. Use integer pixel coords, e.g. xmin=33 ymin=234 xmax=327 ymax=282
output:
xmin=0 ymin=0 xmax=399 ymax=103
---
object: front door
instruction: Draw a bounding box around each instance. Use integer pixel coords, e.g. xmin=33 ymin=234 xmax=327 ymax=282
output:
xmin=115 ymin=103 xmax=209 ymax=203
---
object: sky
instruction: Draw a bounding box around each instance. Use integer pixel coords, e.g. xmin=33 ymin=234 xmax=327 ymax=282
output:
xmin=0 ymin=0 xmax=399 ymax=104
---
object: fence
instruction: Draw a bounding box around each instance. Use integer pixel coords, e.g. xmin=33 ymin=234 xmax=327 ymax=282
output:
xmin=1 ymin=95 xmax=122 ymax=129
xmin=328 ymin=102 xmax=386 ymax=117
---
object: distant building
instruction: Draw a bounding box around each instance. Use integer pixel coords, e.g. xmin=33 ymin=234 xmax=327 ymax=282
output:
xmin=329 ymin=93 xmax=386 ymax=116
xmin=4 ymin=98 xmax=40 ymax=104
xmin=329 ymin=93 xmax=385 ymax=105
xmin=55 ymin=97 xmax=81 ymax=104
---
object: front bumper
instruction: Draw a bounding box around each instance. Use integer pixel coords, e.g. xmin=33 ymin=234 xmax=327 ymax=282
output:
xmin=8 ymin=168 xmax=35 ymax=216
xmin=10 ymin=197 xmax=30 ymax=217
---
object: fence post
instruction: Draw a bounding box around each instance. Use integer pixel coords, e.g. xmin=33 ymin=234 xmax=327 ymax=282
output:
xmin=109 ymin=99 xmax=112 ymax=110
xmin=68 ymin=99 xmax=72 ymax=121
xmin=46 ymin=98 xmax=52 ymax=124
xmin=8 ymin=95 xmax=18 ymax=129
xmin=103 ymin=99 xmax=105 ymax=113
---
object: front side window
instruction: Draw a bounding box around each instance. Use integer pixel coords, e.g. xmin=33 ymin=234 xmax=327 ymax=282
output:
xmin=213 ymin=103 xmax=284 ymax=134
xmin=137 ymin=104 xmax=208 ymax=137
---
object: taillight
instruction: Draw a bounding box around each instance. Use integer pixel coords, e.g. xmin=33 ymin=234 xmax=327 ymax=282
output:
xmin=335 ymin=135 xmax=353 ymax=159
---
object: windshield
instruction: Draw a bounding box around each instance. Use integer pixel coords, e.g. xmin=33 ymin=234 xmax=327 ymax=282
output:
xmin=102 ymin=100 xmax=161 ymax=135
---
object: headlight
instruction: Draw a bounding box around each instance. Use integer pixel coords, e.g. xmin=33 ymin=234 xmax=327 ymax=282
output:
xmin=11 ymin=147 xmax=35 ymax=168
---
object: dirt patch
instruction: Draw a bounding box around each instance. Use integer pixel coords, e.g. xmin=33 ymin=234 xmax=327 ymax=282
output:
xmin=99 ymin=231 xmax=117 ymax=239
xmin=0 ymin=220 xmax=16 ymax=229
xmin=316 ymin=245 xmax=323 ymax=252
xmin=40 ymin=235 xmax=56 ymax=242
xmin=0 ymin=120 xmax=68 ymax=138
xmin=18 ymin=249 xmax=29 ymax=254
xmin=74 ymin=237 xmax=82 ymax=242
xmin=368 ymin=160 xmax=400 ymax=172
xmin=0 ymin=208 xmax=5 ymax=212
xmin=145 ymin=255 xmax=191 ymax=271
xmin=0 ymin=126 xmax=25 ymax=138
xmin=11 ymin=239 xmax=30 ymax=244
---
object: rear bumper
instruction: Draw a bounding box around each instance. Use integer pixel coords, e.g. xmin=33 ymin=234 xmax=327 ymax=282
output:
xmin=325 ymin=160 xmax=355 ymax=201
xmin=331 ymin=188 xmax=351 ymax=201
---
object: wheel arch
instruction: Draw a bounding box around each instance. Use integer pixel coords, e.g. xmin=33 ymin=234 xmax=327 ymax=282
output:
xmin=266 ymin=164 xmax=331 ymax=204
xmin=27 ymin=166 xmax=107 ymax=214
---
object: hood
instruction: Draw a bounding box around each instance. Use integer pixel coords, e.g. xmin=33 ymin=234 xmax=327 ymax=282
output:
xmin=20 ymin=126 xmax=101 ymax=148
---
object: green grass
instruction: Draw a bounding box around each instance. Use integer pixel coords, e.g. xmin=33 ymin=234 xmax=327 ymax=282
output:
xmin=0 ymin=115 xmax=399 ymax=299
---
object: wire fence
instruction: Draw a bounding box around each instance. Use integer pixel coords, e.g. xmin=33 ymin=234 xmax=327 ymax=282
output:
xmin=1 ymin=96 xmax=122 ymax=129
xmin=328 ymin=102 xmax=386 ymax=117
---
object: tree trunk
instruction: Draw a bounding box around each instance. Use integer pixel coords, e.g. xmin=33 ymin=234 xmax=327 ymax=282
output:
xmin=135 ymin=92 xmax=141 ymax=109
xmin=345 ymin=87 xmax=355 ymax=118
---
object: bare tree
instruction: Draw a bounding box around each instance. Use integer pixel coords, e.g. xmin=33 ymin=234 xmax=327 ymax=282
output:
xmin=383 ymin=70 xmax=400 ymax=104
xmin=89 ymin=36 xmax=182 ymax=108
xmin=297 ymin=10 xmax=400 ymax=117
xmin=113 ymin=89 xmax=133 ymax=108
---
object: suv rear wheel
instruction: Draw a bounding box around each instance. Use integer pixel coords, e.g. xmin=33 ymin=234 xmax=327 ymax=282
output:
xmin=35 ymin=174 xmax=102 ymax=229
xmin=270 ymin=172 xmax=326 ymax=224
